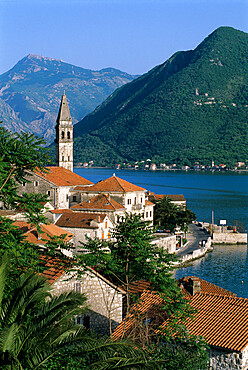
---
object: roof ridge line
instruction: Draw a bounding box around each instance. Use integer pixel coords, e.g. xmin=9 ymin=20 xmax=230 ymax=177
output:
xmin=197 ymin=292 xmax=248 ymax=300
xmin=114 ymin=176 xmax=126 ymax=192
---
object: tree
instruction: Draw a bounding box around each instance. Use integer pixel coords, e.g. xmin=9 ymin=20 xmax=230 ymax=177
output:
xmin=0 ymin=253 xmax=88 ymax=369
xmin=0 ymin=126 xmax=77 ymax=294
xmin=154 ymin=196 xmax=196 ymax=233
xmin=77 ymin=214 xmax=208 ymax=369
xmin=78 ymin=213 xmax=187 ymax=318
xmin=1 ymin=254 xmax=163 ymax=370
xmin=0 ymin=126 xmax=50 ymax=224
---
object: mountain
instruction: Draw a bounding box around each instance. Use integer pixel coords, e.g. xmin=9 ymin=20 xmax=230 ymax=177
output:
xmin=73 ymin=27 xmax=248 ymax=167
xmin=0 ymin=54 xmax=137 ymax=143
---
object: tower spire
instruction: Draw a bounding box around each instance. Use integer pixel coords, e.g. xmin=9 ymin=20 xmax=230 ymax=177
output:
xmin=55 ymin=91 xmax=73 ymax=172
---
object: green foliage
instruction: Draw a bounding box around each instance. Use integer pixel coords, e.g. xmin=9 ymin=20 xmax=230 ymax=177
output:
xmin=0 ymin=254 xmax=88 ymax=369
xmin=74 ymin=27 xmax=248 ymax=167
xmin=77 ymin=214 xmax=188 ymax=319
xmin=154 ymin=196 xmax=195 ymax=232
xmin=0 ymin=126 xmax=51 ymax=222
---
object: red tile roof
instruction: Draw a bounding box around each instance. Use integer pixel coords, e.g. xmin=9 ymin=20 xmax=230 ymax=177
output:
xmin=74 ymin=176 xmax=146 ymax=193
xmin=13 ymin=221 xmax=74 ymax=244
xmin=71 ymin=193 xmax=125 ymax=211
xmin=113 ymin=277 xmax=248 ymax=352
xmin=112 ymin=290 xmax=164 ymax=340
xmin=148 ymin=192 xmax=186 ymax=202
xmin=50 ymin=209 xmax=73 ymax=214
xmin=186 ymin=293 xmax=248 ymax=351
xmin=179 ymin=276 xmax=236 ymax=297
xmin=55 ymin=212 xmax=107 ymax=228
xmin=145 ymin=200 xmax=155 ymax=206
xmin=35 ymin=166 xmax=93 ymax=187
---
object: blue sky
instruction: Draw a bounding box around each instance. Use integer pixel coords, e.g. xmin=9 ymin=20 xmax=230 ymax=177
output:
xmin=1 ymin=0 xmax=247 ymax=75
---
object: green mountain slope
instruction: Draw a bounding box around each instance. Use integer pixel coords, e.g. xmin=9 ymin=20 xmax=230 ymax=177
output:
xmin=0 ymin=55 xmax=137 ymax=143
xmin=74 ymin=27 xmax=248 ymax=167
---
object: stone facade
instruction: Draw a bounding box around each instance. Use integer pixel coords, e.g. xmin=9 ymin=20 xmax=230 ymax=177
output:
xmin=152 ymin=234 xmax=177 ymax=254
xmin=56 ymin=214 xmax=114 ymax=249
xmin=209 ymin=345 xmax=248 ymax=370
xmin=20 ymin=173 xmax=70 ymax=209
xmin=51 ymin=268 xmax=125 ymax=334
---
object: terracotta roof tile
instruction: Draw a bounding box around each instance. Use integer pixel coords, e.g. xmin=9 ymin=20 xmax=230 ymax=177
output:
xmin=145 ymin=200 xmax=155 ymax=206
xmin=71 ymin=193 xmax=125 ymax=211
xmin=13 ymin=221 xmax=74 ymax=244
xmin=50 ymin=209 xmax=73 ymax=214
xmin=179 ymin=276 xmax=236 ymax=297
xmin=113 ymin=277 xmax=248 ymax=352
xmin=35 ymin=167 xmax=93 ymax=187
xmin=186 ymin=293 xmax=248 ymax=351
xmin=112 ymin=290 xmax=164 ymax=340
xmin=55 ymin=212 xmax=107 ymax=228
xmin=74 ymin=176 xmax=146 ymax=193
xmin=147 ymin=192 xmax=186 ymax=202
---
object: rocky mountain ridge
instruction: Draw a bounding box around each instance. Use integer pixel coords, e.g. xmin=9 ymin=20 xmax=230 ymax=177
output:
xmin=0 ymin=54 xmax=137 ymax=143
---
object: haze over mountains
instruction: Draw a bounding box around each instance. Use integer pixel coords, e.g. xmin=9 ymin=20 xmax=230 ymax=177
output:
xmin=73 ymin=27 xmax=248 ymax=167
xmin=0 ymin=54 xmax=137 ymax=143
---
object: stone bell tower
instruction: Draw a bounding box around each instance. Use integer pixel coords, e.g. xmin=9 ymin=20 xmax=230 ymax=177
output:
xmin=55 ymin=91 xmax=73 ymax=172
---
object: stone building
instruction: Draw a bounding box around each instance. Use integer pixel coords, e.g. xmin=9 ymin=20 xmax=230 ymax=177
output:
xmin=71 ymin=175 xmax=154 ymax=223
xmin=147 ymin=191 xmax=186 ymax=209
xmin=113 ymin=276 xmax=248 ymax=370
xmin=55 ymin=211 xmax=114 ymax=248
xmin=70 ymin=193 xmax=126 ymax=224
xmin=20 ymin=167 xmax=93 ymax=209
xmin=42 ymin=261 xmax=126 ymax=334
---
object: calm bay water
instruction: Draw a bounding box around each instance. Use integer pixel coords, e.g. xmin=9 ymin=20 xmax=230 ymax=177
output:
xmin=74 ymin=168 xmax=248 ymax=298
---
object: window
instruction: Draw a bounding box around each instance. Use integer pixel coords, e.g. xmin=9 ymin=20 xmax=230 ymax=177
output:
xmin=146 ymin=212 xmax=148 ymax=218
xmin=102 ymin=232 xmax=105 ymax=239
xmin=140 ymin=197 xmax=143 ymax=203
xmin=66 ymin=194 xmax=69 ymax=201
xmin=62 ymin=156 xmax=64 ymax=161
xmin=68 ymin=156 xmax=70 ymax=161
xmin=67 ymin=131 xmax=70 ymax=139
xmin=134 ymin=197 xmax=137 ymax=205
xmin=127 ymin=199 xmax=131 ymax=205
xmin=74 ymin=282 xmax=81 ymax=293
xmin=105 ymin=221 xmax=108 ymax=228
xmin=73 ymin=195 xmax=77 ymax=202
xmin=108 ymin=232 xmax=110 ymax=239
xmin=83 ymin=315 xmax=90 ymax=329
xmin=34 ymin=181 xmax=39 ymax=187
xmin=61 ymin=131 xmax=65 ymax=139
xmin=47 ymin=190 xmax=51 ymax=196
xmin=150 ymin=211 xmax=152 ymax=217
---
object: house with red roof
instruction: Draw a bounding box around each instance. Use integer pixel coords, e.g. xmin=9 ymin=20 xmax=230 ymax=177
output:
xmin=112 ymin=276 xmax=248 ymax=370
xmin=13 ymin=220 xmax=74 ymax=257
xmin=55 ymin=211 xmax=114 ymax=248
xmin=71 ymin=174 xmax=154 ymax=223
xmin=41 ymin=258 xmax=126 ymax=335
xmin=71 ymin=193 xmax=126 ymax=224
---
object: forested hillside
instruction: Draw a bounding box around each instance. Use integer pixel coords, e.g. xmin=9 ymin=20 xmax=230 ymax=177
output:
xmin=74 ymin=27 xmax=248 ymax=167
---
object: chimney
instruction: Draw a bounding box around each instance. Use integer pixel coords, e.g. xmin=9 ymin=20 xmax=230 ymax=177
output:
xmin=97 ymin=215 xmax=101 ymax=223
xmin=189 ymin=278 xmax=201 ymax=295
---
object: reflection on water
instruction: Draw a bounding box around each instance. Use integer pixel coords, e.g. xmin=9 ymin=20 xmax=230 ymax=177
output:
xmin=175 ymin=244 xmax=248 ymax=298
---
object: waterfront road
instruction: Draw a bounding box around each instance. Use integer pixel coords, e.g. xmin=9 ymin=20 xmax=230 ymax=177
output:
xmin=176 ymin=223 xmax=210 ymax=257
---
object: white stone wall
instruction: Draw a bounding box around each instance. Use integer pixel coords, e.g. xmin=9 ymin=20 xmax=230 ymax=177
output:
xmin=213 ymin=232 xmax=247 ymax=244
xmin=51 ymin=269 xmax=124 ymax=334
xmin=151 ymin=235 xmax=177 ymax=254
xmin=58 ymin=216 xmax=114 ymax=250
xmin=209 ymin=346 xmax=248 ymax=370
